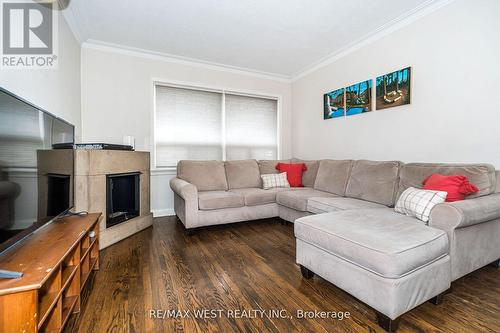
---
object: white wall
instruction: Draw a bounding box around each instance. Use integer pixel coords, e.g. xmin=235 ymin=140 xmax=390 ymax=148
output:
xmin=0 ymin=11 xmax=81 ymax=226
xmin=292 ymin=0 xmax=500 ymax=168
xmin=80 ymin=46 xmax=292 ymax=216
xmin=0 ymin=12 xmax=82 ymax=140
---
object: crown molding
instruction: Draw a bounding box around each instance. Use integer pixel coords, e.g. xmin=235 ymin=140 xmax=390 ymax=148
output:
xmin=63 ymin=0 xmax=454 ymax=83
xmin=291 ymin=0 xmax=456 ymax=81
xmin=81 ymin=40 xmax=293 ymax=83
xmin=61 ymin=1 xmax=291 ymax=82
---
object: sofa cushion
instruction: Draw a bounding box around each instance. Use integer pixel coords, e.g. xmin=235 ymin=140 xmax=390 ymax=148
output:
xmin=276 ymin=188 xmax=336 ymax=212
xmin=398 ymin=163 xmax=496 ymax=200
xmin=307 ymin=197 xmax=386 ymax=214
xmin=178 ymin=160 xmax=228 ymax=191
xmin=230 ymin=187 xmax=290 ymax=206
xmin=225 ymin=160 xmax=261 ymax=189
xmin=291 ymin=158 xmax=320 ymax=187
xmin=345 ymin=160 xmax=402 ymax=206
xmin=258 ymin=160 xmax=290 ymax=174
xmin=294 ymin=209 xmax=448 ymax=278
xmin=313 ymin=160 xmax=353 ymax=195
xmin=198 ymin=191 xmax=244 ymax=210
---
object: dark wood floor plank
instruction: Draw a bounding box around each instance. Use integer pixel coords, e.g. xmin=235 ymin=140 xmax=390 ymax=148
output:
xmin=64 ymin=217 xmax=500 ymax=333
xmin=202 ymin=230 xmax=330 ymax=333
xmin=229 ymin=222 xmax=386 ymax=332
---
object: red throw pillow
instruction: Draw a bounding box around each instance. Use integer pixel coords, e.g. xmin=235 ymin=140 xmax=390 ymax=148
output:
xmin=422 ymin=174 xmax=479 ymax=202
xmin=276 ymin=163 xmax=307 ymax=187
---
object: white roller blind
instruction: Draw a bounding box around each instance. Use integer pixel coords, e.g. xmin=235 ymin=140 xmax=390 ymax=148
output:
xmin=154 ymin=85 xmax=278 ymax=167
xmin=155 ymin=86 xmax=223 ymax=167
xmin=225 ymin=94 xmax=277 ymax=160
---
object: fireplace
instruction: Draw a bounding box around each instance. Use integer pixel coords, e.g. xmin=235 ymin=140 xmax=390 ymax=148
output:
xmin=47 ymin=173 xmax=71 ymax=217
xmin=106 ymin=172 xmax=140 ymax=228
xmin=43 ymin=149 xmax=153 ymax=249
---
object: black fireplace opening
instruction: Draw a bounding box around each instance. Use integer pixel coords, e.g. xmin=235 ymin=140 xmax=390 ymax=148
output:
xmin=106 ymin=172 xmax=140 ymax=228
xmin=47 ymin=173 xmax=71 ymax=217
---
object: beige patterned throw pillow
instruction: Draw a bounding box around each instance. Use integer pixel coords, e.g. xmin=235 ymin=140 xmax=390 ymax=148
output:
xmin=261 ymin=172 xmax=290 ymax=190
xmin=395 ymin=187 xmax=447 ymax=223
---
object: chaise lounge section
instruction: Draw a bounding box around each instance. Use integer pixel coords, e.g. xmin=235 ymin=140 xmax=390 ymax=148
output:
xmin=295 ymin=208 xmax=451 ymax=331
xmin=295 ymin=162 xmax=500 ymax=331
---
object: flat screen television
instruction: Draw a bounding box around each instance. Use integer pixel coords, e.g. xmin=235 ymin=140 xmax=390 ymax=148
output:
xmin=0 ymin=87 xmax=75 ymax=256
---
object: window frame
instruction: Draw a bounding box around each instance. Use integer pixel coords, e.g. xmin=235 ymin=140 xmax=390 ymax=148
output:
xmin=152 ymin=80 xmax=282 ymax=170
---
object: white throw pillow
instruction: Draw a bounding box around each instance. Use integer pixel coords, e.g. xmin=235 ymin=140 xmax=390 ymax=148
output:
xmin=261 ymin=172 xmax=290 ymax=190
xmin=394 ymin=187 xmax=447 ymax=223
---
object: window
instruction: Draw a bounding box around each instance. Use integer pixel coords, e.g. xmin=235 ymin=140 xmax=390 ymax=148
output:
xmin=155 ymin=86 xmax=223 ymax=166
xmin=225 ymin=94 xmax=277 ymax=161
xmin=154 ymin=84 xmax=278 ymax=167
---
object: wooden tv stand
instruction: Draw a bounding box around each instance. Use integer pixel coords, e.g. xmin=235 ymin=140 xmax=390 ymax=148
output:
xmin=0 ymin=213 xmax=101 ymax=333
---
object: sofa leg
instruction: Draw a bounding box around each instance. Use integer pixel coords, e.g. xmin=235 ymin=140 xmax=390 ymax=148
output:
xmin=299 ymin=265 xmax=314 ymax=279
xmin=429 ymin=292 xmax=445 ymax=305
xmin=185 ymin=228 xmax=197 ymax=236
xmin=490 ymin=259 xmax=500 ymax=268
xmin=376 ymin=312 xmax=400 ymax=332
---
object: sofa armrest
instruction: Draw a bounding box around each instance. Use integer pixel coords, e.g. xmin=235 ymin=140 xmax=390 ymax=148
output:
xmin=170 ymin=177 xmax=199 ymax=228
xmin=170 ymin=177 xmax=198 ymax=202
xmin=429 ymin=193 xmax=500 ymax=230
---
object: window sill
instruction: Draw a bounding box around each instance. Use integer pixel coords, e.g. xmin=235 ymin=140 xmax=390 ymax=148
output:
xmin=151 ymin=167 xmax=177 ymax=176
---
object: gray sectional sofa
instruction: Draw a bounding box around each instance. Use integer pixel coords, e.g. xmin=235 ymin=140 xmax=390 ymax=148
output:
xmin=170 ymin=158 xmax=500 ymax=332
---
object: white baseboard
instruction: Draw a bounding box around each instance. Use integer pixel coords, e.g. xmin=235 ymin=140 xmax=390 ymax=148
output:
xmin=152 ymin=208 xmax=175 ymax=217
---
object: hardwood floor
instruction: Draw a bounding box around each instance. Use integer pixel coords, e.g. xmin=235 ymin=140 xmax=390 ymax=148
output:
xmin=64 ymin=217 xmax=500 ymax=333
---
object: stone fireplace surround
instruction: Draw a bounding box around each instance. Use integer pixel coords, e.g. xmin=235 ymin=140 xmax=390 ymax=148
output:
xmin=74 ymin=150 xmax=152 ymax=249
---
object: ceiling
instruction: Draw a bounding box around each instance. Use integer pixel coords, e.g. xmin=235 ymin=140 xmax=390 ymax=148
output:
xmin=65 ymin=0 xmax=441 ymax=78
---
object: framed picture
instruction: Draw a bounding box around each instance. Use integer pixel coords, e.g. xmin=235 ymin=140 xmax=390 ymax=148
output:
xmin=346 ymin=80 xmax=372 ymax=116
xmin=323 ymin=88 xmax=345 ymax=119
xmin=376 ymin=67 xmax=411 ymax=110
